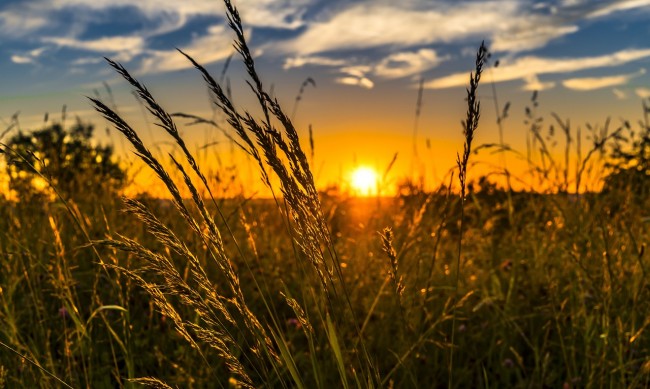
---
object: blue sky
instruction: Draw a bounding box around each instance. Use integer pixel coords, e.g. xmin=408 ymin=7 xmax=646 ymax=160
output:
xmin=2 ymin=0 xmax=650 ymax=91
xmin=2 ymin=0 xmax=650 ymax=191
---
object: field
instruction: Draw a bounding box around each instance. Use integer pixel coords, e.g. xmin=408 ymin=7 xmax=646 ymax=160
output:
xmin=1 ymin=1 xmax=650 ymax=388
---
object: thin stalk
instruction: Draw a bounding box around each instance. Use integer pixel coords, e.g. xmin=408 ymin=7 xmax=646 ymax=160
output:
xmin=449 ymin=41 xmax=487 ymax=389
xmin=0 ymin=340 xmax=74 ymax=389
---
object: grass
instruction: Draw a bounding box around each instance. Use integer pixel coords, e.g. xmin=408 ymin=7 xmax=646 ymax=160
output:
xmin=1 ymin=0 xmax=650 ymax=387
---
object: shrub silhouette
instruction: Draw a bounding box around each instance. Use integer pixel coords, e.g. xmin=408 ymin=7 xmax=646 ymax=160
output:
xmin=4 ymin=120 xmax=125 ymax=201
xmin=604 ymin=111 xmax=650 ymax=199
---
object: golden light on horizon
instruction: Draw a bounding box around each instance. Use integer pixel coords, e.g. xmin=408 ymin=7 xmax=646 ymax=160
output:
xmin=350 ymin=166 xmax=378 ymax=196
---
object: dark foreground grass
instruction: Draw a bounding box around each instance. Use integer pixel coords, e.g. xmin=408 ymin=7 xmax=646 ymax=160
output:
xmin=1 ymin=188 xmax=649 ymax=387
xmin=1 ymin=0 xmax=649 ymax=387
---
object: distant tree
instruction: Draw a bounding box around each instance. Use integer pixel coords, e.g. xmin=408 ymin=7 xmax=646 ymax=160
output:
xmin=3 ymin=120 xmax=126 ymax=201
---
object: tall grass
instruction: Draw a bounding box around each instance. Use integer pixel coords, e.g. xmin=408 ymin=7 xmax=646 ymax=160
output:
xmin=449 ymin=41 xmax=488 ymax=389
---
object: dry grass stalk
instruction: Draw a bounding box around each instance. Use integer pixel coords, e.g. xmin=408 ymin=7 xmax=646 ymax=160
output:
xmin=379 ymin=227 xmax=404 ymax=297
xmin=85 ymin=0 xmax=341 ymax=384
xmin=178 ymin=2 xmax=337 ymax=296
xmin=129 ymin=376 xmax=176 ymax=389
xmin=450 ymin=41 xmax=488 ymax=389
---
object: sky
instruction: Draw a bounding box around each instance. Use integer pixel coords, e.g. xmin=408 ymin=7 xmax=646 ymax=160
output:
xmin=1 ymin=0 xmax=650 ymax=195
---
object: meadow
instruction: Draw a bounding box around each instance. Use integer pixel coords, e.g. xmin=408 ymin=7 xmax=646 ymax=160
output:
xmin=1 ymin=1 xmax=649 ymax=387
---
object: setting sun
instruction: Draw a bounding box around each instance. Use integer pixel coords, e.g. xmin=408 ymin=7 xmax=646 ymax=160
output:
xmin=350 ymin=166 xmax=378 ymax=196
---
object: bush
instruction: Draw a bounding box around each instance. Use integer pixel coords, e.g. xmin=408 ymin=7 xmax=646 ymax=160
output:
xmin=604 ymin=101 xmax=650 ymax=198
xmin=3 ymin=120 xmax=126 ymax=202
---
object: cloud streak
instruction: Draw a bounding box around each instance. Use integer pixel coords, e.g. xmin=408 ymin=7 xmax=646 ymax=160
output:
xmin=138 ymin=25 xmax=237 ymax=73
xmin=374 ymin=49 xmax=447 ymax=79
xmin=44 ymin=36 xmax=144 ymax=53
xmin=425 ymin=48 xmax=650 ymax=89
xmin=587 ymin=0 xmax=650 ymax=18
xmin=562 ymin=69 xmax=646 ymax=90
xmin=279 ymin=2 xmax=564 ymax=56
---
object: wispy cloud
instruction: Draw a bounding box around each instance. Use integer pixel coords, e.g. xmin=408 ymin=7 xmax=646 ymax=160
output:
xmin=374 ymin=49 xmax=447 ymax=79
xmin=523 ymin=75 xmax=556 ymax=91
xmin=284 ymin=48 xmax=447 ymax=89
xmin=425 ymin=48 xmax=650 ymax=89
xmin=11 ymin=55 xmax=34 ymax=64
xmin=2 ymin=0 xmax=650 ymax=83
xmin=636 ymin=87 xmax=650 ymax=98
xmin=1 ymin=0 xmax=308 ymax=73
xmin=280 ymin=3 xmax=513 ymax=55
xmin=612 ymin=88 xmax=627 ymax=99
xmin=138 ymin=25 xmax=236 ymax=74
xmin=8 ymin=47 xmax=48 ymax=66
xmin=283 ymin=56 xmax=348 ymax=70
xmin=562 ymin=69 xmax=646 ymax=90
xmin=48 ymin=0 xmax=309 ymax=29
xmin=335 ymin=65 xmax=374 ymax=89
xmin=43 ymin=36 xmax=145 ymax=63
xmin=278 ymin=1 xmax=588 ymax=57
xmin=0 ymin=9 xmax=49 ymax=37
xmin=44 ymin=36 xmax=144 ymax=53
xmin=71 ymin=57 xmax=103 ymax=66
xmin=491 ymin=25 xmax=578 ymax=53
xmin=336 ymin=76 xmax=374 ymax=89
xmin=587 ymin=0 xmax=650 ymax=18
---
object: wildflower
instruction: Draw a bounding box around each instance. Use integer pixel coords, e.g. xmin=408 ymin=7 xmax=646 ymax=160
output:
xmin=286 ymin=318 xmax=301 ymax=329
xmin=502 ymin=358 xmax=514 ymax=368
xmin=58 ymin=307 xmax=69 ymax=319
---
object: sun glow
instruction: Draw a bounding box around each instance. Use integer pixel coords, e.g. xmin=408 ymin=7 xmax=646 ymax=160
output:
xmin=350 ymin=166 xmax=378 ymax=196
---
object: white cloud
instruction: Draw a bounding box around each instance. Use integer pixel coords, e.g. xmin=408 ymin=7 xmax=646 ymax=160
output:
xmin=284 ymin=49 xmax=447 ymax=86
xmin=374 ymin=49 xmax=447 ymax=79
xmin=636 ymin=87 xmax=650 ymax=98
xmin=279 ymin=3 xmax=505 ymax=55
xmin=235 ymin=0 xmax=309 ymax=29
xmin=587 ymin=0 xmax=650 ymax=18
xmin=279 ymin=2 xmax=582 ymax=56
xmin=613 ymin=88 xmax=627 ymax=99
xmin=29 ymin=47 xmax=47 ymax=57
xmin=523 ymin=75 xmax=556 ymax=91
xmin=334 ymin=65 xmax=374 ymax=89
xmin=491 ymin=25 xmax=578 ymax=52
xmin=43 ymin=36 xmax=144 ymax=55
xmin=336 ymin=76 xmax=374 ymax=89
xmin=11 ymin=55 xmax=34 ymax=64
xmin=70 ymin=57 xmax=103 ymax=65
xmin=139 ymin=25 xmax=236 ymax=74
xmin=0 ymin=0 xmax=308 ymax=74
xmin=8 ymin=46 xmax=47 ymax=65
xmin=562 ymin=69 xmax=646 ymax=90
xmin=340 ymin=65 xmax=373 ymax=79
xmin=4 ymin=0 xmax=650 ymax=80
xmin=563 ymin=75 xmax=630 ymax=90
xmin=47 ymin=0 xmax=309 ymax=29
xmin=283 ymin=56 xmax=348 ymax=70
xmin=425 ymin=48 xmax=650 ymax=89
xmin=0 ymin=10 xmax=49 ymax=37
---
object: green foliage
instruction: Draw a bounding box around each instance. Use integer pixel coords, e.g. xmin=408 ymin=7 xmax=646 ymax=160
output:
xmin=3 ymin=120 xmax=125 ymax=201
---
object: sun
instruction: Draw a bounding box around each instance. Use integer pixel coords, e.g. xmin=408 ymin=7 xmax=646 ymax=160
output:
xmin=350 ymin=166 xmax=378 ymax=196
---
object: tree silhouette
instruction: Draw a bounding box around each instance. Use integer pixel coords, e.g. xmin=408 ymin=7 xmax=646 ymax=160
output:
xmin=3 ymin=120 xmax=126 ymax=201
